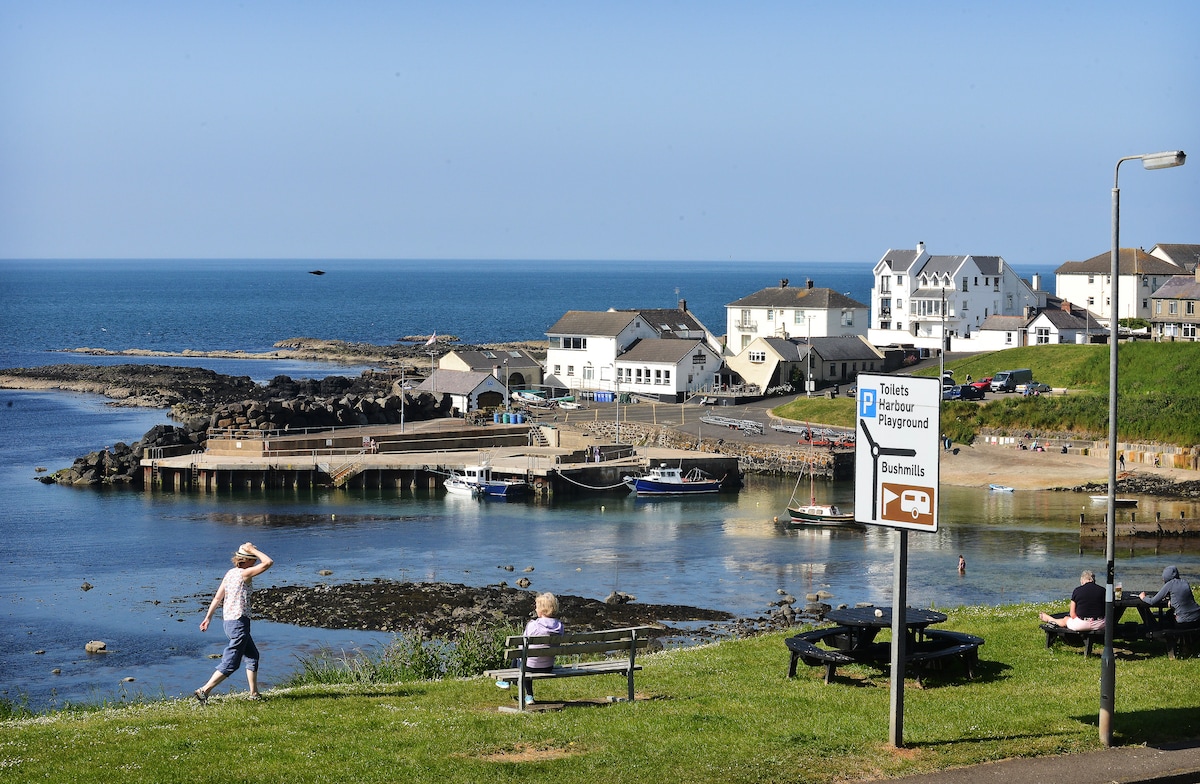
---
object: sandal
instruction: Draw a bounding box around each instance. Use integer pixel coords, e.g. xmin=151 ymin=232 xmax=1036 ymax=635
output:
xmin=193 ymin=689 xmax=208 ymax=705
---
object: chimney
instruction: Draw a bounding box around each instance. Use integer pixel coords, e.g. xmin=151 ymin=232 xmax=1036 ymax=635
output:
xmin=806 ymin=279 xmax=814 ymax=289
xmin=1031 ymin=273 xmax=1042 ymax=291
xmin=678 ymin=299 xmax=687 ymax=312
xmin=917 ymin=241 xmax=925 ymax=254
xmin=1024 ymin=306 xmax=1033 ymax=319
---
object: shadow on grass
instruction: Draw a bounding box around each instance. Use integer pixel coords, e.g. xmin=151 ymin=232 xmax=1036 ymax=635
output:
xmin=1070 ymin=707 xmax=1200 ymax=746
xmin=273 ymin=683 xmax=427 ymax=701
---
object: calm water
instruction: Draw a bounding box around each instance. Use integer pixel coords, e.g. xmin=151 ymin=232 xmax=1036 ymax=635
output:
xmin=5 ymin=258 xmax=1198 ymax=713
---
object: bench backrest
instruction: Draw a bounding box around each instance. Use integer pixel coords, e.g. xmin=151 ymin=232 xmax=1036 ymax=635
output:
xmin=502 ymin=626 xmax=653 ymax=662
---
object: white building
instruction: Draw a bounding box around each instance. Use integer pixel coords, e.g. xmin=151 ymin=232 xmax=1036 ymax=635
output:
xmin=544 ymin=303 xmax=720 ymax=400
xmin=868 ymin=243 xmax=1038 ymax=350
xmin=1054 ymin=248 xmax=1183 ymax=325
xmin=725 ymin=279 xmax=868 ymax=353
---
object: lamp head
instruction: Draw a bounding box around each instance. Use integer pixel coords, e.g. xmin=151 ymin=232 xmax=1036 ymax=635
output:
xmin=1141 ymin=150 xmax=1186 ymax=170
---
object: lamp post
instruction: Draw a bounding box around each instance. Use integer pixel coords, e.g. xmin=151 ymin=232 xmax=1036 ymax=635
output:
xmin=614 ymin=370 xmax=621 ymax=445
xmin=502 ymin=359 xmax=509 ymax=412
xmin=1100 ymin=149 xmax=1185 ymax=747
xmin=940 ymin=287 xmax=947 ymax=390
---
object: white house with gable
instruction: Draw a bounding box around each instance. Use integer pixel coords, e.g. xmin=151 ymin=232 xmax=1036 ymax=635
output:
xmin=725 ymin=279 xmax=868 ymax=354
xmin=544 ymin=302 xmax=721 ymax=400
xmin=868 ymin=243 xmax=1038 ymax=351
xmin=1055 ymin=248 xmax=1186 ymax=325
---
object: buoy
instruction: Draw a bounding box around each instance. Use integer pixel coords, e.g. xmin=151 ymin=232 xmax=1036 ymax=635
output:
xmin=600 ymin=505 xmax=605 ymax=512
xmin=331 ymin=514 xmax=336 ymax=520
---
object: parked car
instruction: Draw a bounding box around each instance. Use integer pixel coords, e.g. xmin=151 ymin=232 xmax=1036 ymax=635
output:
xmin=956 ymin=384 xmax=986 ymax=400
xmin=1023 ymin=381 xmax=1052 ymax=395
xmin=945 ymin=384 xmax=985 ymax=401
xmin=970 ymin=376 xmax=992 ymax=390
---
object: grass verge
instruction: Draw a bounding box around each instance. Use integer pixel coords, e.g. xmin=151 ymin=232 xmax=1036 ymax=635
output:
xmin=4 ymin=603 xmax=1200 ymax=783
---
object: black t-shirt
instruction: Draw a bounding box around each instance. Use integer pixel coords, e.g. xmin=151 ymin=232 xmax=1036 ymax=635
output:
xmin=1071 ymin=581 xmax=1105 ymax=620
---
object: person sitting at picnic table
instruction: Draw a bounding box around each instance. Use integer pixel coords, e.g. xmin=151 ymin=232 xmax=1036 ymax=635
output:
xmin=1140 ymin=566 xmax=1200 ymax=630
xmin=1039 ymin=569 xmax=1105 ymax=631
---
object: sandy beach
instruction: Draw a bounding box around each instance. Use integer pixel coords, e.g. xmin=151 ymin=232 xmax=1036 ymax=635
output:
xmin=938 ymin=440 xmax=1193 ymax=491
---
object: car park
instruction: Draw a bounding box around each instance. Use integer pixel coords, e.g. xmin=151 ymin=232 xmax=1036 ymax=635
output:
xmin=945 ymin=384 xmax=985 ymax=401
xmin=1023 ymin=381 xmax=1052 ymax=395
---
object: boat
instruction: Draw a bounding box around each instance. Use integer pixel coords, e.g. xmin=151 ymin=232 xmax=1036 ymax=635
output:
xmin=308 ymin=269 xmax=325 ymax=275
xmin=786 ymin=423 xmax=859 ymax=526
xmin=444 ymin=464 xmax=529 ymax=499
xmin=1090 ymin=495 xmax=1138 ymax=507
xmin=623 ymin=463 xmax=724 ymax=495
xmin=557 ymin=400 xmax=583 ymax=410
xmin=988 ymin=484 xmax=1014 ymax=492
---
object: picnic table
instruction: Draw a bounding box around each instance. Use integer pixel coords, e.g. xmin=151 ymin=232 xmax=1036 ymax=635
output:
xmin=1042 ymin=591 xmax=1194 ymax=658
xmin=786 ymin=606 xmax=983 ymax=685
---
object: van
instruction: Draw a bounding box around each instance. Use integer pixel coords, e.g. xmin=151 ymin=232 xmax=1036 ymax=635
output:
xmin=990 ymin=368 xmax=1033 ymax=393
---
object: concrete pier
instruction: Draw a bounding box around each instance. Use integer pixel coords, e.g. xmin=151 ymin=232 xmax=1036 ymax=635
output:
xmin=141 ymin=419 xmax=741 ymax=497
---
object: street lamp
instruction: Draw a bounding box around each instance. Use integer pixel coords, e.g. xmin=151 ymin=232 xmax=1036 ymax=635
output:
xmin=805 ymin=312 xmax=815 ymax=397
xmin=502 ymin=359 xmax=509 ymax=412
xmin=1100 ymin=149 xmax=1185 ymax=747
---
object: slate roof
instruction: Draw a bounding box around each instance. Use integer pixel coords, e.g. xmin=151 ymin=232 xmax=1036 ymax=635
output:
xmin=1151 ymin=273 xmax=1200 ymax=302
xmin=980 ymin=315 xmax=1030 ymax=332
xmin=415 ymin=369 xmax=493 ymax=395
xmin=611 ymin=307 xmax=709 ymax=336
xmin=546 ymin=311 xmax=638 ymax=337
xmin=1054 ymin=248 xmax=1182 ymax=276
xmin=810 ymin=335 xmax=884 ymax=361
xmin=617 ymin=338 xmax=709 ymax=364
xmin=761 ymin=337 xmax=809 ymax=362
xmin=1153 ymin=244 xmax=1200 ymax=272
xmin=446 ymin=348 xmax=540 ymax=371
xmin=1034 ymin=309 xmax=1104 ymax=331
xmin=726 ymin=285 xmax=866 ymax=310
xmin=877 ymin=248 xmax=924 ymax=273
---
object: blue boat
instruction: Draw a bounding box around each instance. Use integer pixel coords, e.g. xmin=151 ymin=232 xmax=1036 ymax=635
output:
xmin=623 ymin=464 xmax=724 ymax=495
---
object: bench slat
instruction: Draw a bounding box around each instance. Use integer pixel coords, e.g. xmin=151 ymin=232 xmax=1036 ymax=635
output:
xmin=503 ymin=640 xmax=648 ymax=660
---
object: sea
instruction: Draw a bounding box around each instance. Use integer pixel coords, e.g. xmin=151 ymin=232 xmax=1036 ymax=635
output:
xmin=2 ymin=257 xmax=1198 ymax=713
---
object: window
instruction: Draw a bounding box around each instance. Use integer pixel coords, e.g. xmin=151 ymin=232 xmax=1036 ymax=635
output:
xmin=740 ymin=335 xmax=751 ymax=350
xmin=841 ymin=310 xmax=854 ymax=326
xmin=1036 ymin=327 xmax=1050 ymax=345
xmin=896 ymin=298 xmax=903 ymax=311
xmin=962 ymin=276 xmax=968 ymax=292
xmin=1187 ymin=301 xmax=1196 ymax=316
xmin=663 ymin=370 xmax=671 ymax=384
xmin=549 ymin=337 xmax=561 ymax=348
xmin=1088 ymin=274 xmax=1095 ymax=284
xmin=566 ymin=365 xmax=575 ymax=377
xmin=794 ymin=309 xmax=806 ymax=325
xmin=1142 ymin=299 xmax=1148 ymax=310
xmin=583 ymin=365 xmax=594 ymax=381
xmin=1005 ymin=332 xmax=1013 ymax=345
xmin=748 ymin=351 xmax=766 ymax=363
xmin=1088 ymin=297 xmax=1095 ymax=306
xmin=1143 ymin=276 xmax=1149 ymax=288
xmin=562 ymin=337 xmax=587 ymax=350
xmin=880 ymin=321 xmax=891 ymax=330
xmin=880 ymin=275 xmax=891 ymax=294
xmin=766 ymin=309 xmax=774 ymax=321
xmin=654 ymin=369 xmax=662 ymax=384
xmin=896 ymin=275 xmax=904 ymax=285
xmin=1185 ymin=324 xmax=1197 ymax=340
xmin=1155 ymin=300 xmax=1162 ymax=314
xmin=553 ymin=364 xmax=561 ymax=376
xmin=1169 ymin=301 xmax=1178 ymax=315
xmin=692 ymin=351 xmax=707 ymax=365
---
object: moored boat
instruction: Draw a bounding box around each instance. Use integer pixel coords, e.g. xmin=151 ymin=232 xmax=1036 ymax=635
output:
xmin=444 ymin=464 xmax=529 ymax=498
xmin=988 ymin=484 xmax=1014 ymax=492
xmin=1090 ymin=495 xmax=1137 ymax=507
xmin=787 ymin=502 xmax=859 ymax=526
xmin=623 ymin=464 xmax=723 ymax=495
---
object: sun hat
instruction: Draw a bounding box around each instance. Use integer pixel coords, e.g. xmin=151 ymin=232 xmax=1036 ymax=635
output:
xmin=235 ymin=549 xmax=256 ymax=560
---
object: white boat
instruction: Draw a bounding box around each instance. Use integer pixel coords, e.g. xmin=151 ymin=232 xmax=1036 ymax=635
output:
xmin=1090 ymin=495 xmax=1137 ymax=507
xmin=988 ymin=484 xmax=1014 ymax=492
xmin=786 ymin=425 xmax=858 ymax=527
xmin=623 ymin=464 xmax=724 ymax=495
xmin=444 ymin=464 xmax=529 ymax=499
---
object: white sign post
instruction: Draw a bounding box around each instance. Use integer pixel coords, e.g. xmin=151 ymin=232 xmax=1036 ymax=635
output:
xmin=853 ymin=373 xmax=941 ymax=748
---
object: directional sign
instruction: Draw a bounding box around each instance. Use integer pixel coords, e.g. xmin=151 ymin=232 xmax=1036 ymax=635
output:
xmin=854 ymin=374 xmax=941 ymax=532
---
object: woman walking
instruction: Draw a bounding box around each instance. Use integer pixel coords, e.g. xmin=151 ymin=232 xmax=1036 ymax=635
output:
xmin=194 ymin=542 xmax=273 ymax=702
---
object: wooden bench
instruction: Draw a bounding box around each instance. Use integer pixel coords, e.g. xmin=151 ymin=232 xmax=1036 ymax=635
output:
xmin=1040 ymin=617 xmax=1105 ymax=657
xmin=786 ymin=627 xmax=861 ymax=684
xmin=1148 ymin=626 xmax=1200 ymax=660
xmin=909 ymin=629 xmax=984 ymax=684
xmin=483 ymin=626 xmax=652 ymax=712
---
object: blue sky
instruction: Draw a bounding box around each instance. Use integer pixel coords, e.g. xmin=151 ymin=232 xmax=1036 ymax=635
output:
xmin=1 ymin=1 xmax=1195 ymax=265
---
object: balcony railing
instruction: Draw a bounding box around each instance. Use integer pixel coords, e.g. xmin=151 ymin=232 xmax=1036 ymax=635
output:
xmin=735 ymin=320 xmax=758 ymax=331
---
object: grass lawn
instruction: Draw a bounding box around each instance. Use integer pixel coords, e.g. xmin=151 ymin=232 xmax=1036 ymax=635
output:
xmin=5 ymin=603 xmax=1200 ymax=783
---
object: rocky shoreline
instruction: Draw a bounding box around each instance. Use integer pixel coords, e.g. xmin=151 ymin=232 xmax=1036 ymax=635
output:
xmin=249 ymin=579 xmax=815 ymax=645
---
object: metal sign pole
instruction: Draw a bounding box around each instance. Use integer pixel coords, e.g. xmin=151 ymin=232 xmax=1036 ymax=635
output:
xmin=889 ymin=529 xmax=908 ymax=747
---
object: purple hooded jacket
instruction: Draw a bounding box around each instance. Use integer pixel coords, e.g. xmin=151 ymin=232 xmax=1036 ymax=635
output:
xmin=523 ymin=615 xmax=565 ymax=669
